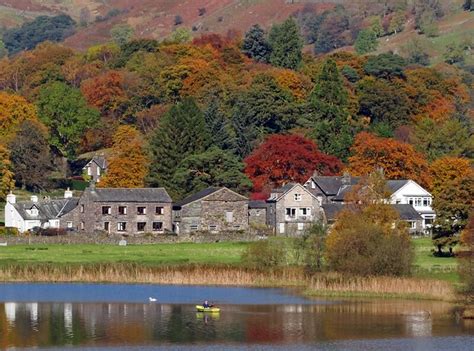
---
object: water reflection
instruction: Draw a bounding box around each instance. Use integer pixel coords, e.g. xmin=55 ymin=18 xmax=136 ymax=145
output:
xmin=0 ymin=300 xmax=472 ymax=349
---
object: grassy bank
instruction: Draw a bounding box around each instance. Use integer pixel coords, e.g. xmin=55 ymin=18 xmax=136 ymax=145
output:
xmin=0 ymin=238 xmax=460 ymax=301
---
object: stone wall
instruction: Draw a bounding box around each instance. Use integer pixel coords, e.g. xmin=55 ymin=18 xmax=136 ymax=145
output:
xmin=0 ymin=230 xmax=264 ymax=245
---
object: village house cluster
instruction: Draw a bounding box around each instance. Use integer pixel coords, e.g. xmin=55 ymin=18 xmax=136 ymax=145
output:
xmin=5 ymin=166 xmax=435 ymax=237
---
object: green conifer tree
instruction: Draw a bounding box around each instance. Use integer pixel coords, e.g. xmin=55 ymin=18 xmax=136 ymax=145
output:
xmin=242 ymin=24 xmax=272 ymax=63
xmin=268 ymin=17 xmax=303 ymax=69
xmin=147 ymin=98 xmax=210 ymax=196
xmin=355 ymin=29 xmax=378 ymax=54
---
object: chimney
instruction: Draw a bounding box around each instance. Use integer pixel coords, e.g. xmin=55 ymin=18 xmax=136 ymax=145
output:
xmin=64 ymin=187 xmax=73 ymax=199
xmin=6 ymin=192 xmax=16 ymax=204
xmin=342 ymin=171 xmax=351 ymax=185
xmin=30 ymin=195 xmax=38 ymax=203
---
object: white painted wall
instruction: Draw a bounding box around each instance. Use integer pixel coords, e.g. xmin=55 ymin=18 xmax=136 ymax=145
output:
xmin=4 ymin=202 xmax=41 ymax=233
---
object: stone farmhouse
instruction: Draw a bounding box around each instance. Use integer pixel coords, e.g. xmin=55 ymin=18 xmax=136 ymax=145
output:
xmin=61 ymin=185 xmax=173 ymax=234
xmin=172 ymin=187 xmax=249 ymax=234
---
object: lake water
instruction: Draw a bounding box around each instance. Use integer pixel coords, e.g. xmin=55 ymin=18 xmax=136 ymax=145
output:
xmin=0 ymin=283 xmax=472 ymax=350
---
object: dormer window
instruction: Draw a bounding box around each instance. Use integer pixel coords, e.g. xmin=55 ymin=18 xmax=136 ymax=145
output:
xmin=29 ymin=207 xmax=38 ymax=216
xmin=294 ymin=194 xmax=302 ymax=201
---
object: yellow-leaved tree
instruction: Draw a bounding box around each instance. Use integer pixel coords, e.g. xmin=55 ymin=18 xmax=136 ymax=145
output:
xmin=99 ymin=125 xmax=148 ymax=188
xmin=0 ymin=91 xmax=38 ymax=144
xmin=0 ymin=144 xmax=14 ymax=200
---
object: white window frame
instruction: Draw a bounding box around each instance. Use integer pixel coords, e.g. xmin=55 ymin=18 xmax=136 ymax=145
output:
xmin=118 ymin=206 xmax=127 ymax=215
xmin=87 ymin=167 xmax=92 ymax=176
xmin=156 ymin=207 xmax=164 ymax=215
xmin=152 ymin=221 xmax=163 ymax=232
xmin=67 ymin=221 xmax=73 ymax=228
xmin=137 ymin=222 xmax=146 ymax=232
xmin=209 ymin=225 xmax=218 ymax=232
xmin=190 ymin=224 xmax=199 ymax=231
xmin=225 ymin=211 xmax=234 ymax=223
xmin=102 ymin=206 xmax=112 ymax=215
xmin=297 ymin=223 xmax=304 ymax=231
xmin=117 ymin=222 xmax=127 ymax=232
xmin=294 ymin=194 xmax=302 ymax=201
xmin=137 ymin=206 xmax=147 ymax=215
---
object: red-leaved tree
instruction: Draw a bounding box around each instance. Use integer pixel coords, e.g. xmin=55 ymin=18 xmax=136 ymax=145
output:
xmin=244 ymin=134 xmax=343 ymax=199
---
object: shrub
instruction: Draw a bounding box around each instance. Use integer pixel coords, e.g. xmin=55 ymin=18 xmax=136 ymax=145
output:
xmin=36 ymin=228 xmax=67 ymax=236
xmin=242 ymin=238 xmax=287 ymax=268
xmin=0 ymin=227 xmax=20 ymax=236
xmin=294 ymin=223 xmax=327 ymax=273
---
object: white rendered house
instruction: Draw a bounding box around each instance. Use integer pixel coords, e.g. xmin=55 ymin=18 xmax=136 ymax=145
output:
xmin=387 ymin=180 xmax=436 ymax=231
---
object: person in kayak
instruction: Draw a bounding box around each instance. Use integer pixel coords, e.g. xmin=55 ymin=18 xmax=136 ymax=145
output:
xmin=203 ymin=300 xmax=213 ymax=308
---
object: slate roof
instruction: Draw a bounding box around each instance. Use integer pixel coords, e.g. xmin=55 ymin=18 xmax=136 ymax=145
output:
xmin=321 ymin=203 xmax=347 ymax=222
xmin=173 ymin=187 xmax=221 ymax=207
xmin=271 ymin=183 xmax=298 ymax=194
xmin=248 ymin=200 xmax=268 ymax=209
xmin=392 ymin=204 xmax=423 ymax=220
xmin=13 ymin=198 xmax=79 ymax=221
xmin=310 ymin=176 xmax=361 ymax=195
xmin=84 ymin=155 xmax=107 ymax=169
xmin=89 ymin=188 xmax=172 ymax=203
xmin=386 ymin=180 xmax=409 ymax=194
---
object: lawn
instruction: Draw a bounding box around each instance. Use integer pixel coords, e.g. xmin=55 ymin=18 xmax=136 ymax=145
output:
xmin=0 ymin=242 xmax=248 ymax=267
xmin=412 ymin=237 xmax=459 ymax=283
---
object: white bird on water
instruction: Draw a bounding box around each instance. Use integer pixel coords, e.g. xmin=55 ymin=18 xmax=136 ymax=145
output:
xmin=149 ymin=297 xmax=157 ymax=302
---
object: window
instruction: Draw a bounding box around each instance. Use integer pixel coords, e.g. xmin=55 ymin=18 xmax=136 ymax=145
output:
xmin=415 ymin=198 xmax=422 ymax=207
xmin=311 ymin=181 xmax=316 ymax=189
xmin=30 ymin=208 xmax=38 ymax=216
xmin=104 ymin=222 xmax=110 ymax=231
xmin=225 ymin=211 xmax=234 ymax=223
xmin=80 ymin=204 xmax=84 ymax=213
xmin=80 ymin=221 xmax=85 ymax=230
xmin=67 ymin=222 xmax=73 ymax=228
xmin=190 ymin=224 xmax=198 ymax=231
xmin=294 ymin=194 xmax=302 ymax=201
xmin=155 ymin=207 xmax=164 ymax=215
xmin=233 ymin=225 xmax=240 ymax=230
xmin=425 ymin=217 xmax=434 ymax=226
xmin=97 ymin=167 xmax=101 ymax=176
xmin=137 ymin=207 xmax=147 ymax=215
xmin=396 ymin=199 xmax=401 ymax=204
xmin=102 ymin=206 xmax=111 ymax=215
xmin=209 ymin=225 xmax=218 ymax=232
xmin=174 ymin=210 xmax=181 ymax=218
xmin=87 ymin=167 xmax=92 ymax=176
xmin=297 ymin=223 xmax=304 ymax=231
xmin=137 ymin=222 xmax=146 ymax=232
xmin=152 ymin=222 xmax=163 ymax=232
xmin=423 ymin=198 xmax=431 ymax=207
xmin=118 ymin=206 xmax=127 ymax=215
xmin=286 ymin=208 xmax=296 ymax=218
xmin=117 ymin=222 xmax=127 ymax=231
xmin=299 ymin=208 xmax=311 ymax=216
xmin=408 ymin=221 xmax=416 ymax=229
xmin=408 ymin=198 xmax=414 ymax=205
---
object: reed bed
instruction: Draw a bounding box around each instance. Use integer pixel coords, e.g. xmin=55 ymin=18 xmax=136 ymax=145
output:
xmin=0 ymin=263 xmax=456 ymax=301
xmin=308 ymin=273 xmax=456 ymax=301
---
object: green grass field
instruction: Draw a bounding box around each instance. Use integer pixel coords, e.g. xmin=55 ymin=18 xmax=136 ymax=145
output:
xmin=0 ymin=237 xmax=458 ymax=282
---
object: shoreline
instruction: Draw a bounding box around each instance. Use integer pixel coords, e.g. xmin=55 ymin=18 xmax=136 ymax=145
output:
xmin=0 ymin=263 xmax=458 ymax=302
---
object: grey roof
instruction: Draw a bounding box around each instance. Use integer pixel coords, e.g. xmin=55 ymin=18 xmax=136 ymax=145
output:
xmin=393 ymin=204 xmax=423 ymax=220
xmin=271 ymin=183 xmax=298 ymax=194
xmin=249 ymin=200 xmax=268 ymax=209
xmin=310 ymin=176 xmax=360 ymax=195
xmin=89 ymin=188 xmax=172 ymax=203
xmin=13 ymin=198 xmax=79 ymax=221
xmin=173 ymin=187 xmax=221 ymax=207
xmin=321 ymin=203 xmax=347 ymax=221
xmin=386 ymin=180 xmax=409 ymax=194
xmin=85 ymin=155 xmax=107 ymax=169
xmin=333 ymin=185 xmax=356 ymax=201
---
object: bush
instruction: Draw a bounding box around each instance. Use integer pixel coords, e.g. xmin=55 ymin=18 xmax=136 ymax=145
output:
xmin=0 ymin=227 xmax=20 ymax=236
xmin=36 ymin=228 xmax=67 ymax=236
xmin=326 ymin=204 xmax=414 ymax=276
xmin=294 ymin=223 xmax=327 ymax=273
xmin=242 ymin=238 xmax=287 ymax=268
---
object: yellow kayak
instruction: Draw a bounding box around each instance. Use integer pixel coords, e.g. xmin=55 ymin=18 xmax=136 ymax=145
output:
xmin=196 ymin=305 xmax=220 ymax=313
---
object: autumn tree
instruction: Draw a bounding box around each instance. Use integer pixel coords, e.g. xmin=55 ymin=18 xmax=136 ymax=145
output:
xmin=268 ymin=17 xmax=303 ymax=69
xmin=99 ymin=126 xmax=148 ymax=188
xmin=110 ymin=24 xmax=134 ymax=46
xmin=0 ymin=144 xmax=14 ymax=200
xmin=244 ymin=134 xmax=343 ymax=196
xmin=459 ymin=211 xmax=474 ymax=296
xmin=174 ymin=146 xmax=252 ymax=198
xmin=242 ymin=24 xmax=272 ymax=63
xmin=148 ymin=98 xmax=210 ymax=196
xmin=9 ymin=120 xmax=52 ymax=191
xmin=348 ymin=132 xmax=431 ymax=187
xmin=325 ymin=173 xmax=414 ymax=276
xmin=307 ymin=59 xmax=353 ymax=161
xmin=0 ymin=92 xmax=38 ymax=144
xmin=37 ymin=81 xmax=100 ymax=158
xmin=430 ymin=157 xmax=474 ymax=255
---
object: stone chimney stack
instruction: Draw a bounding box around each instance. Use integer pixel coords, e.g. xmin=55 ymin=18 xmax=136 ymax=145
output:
xmin=342 ymin=171 xmax=351 ymax=185
xmin=64 ymin=187 xmax=73 ymax=199
xmin=30 ymin=195 xmax=38 ymax=203
xmin=6 ymin=192 xmax=16 ymax=204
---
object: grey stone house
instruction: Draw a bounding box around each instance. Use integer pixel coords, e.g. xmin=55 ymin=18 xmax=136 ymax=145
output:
xmin=267 ymin=183 xmax=324 ymax=236
xmin=248 ymin=200 xmax=269 ymax=227
xmin=304 ymin=173 xmax=360 ymax=204
xmin=61 ymin=186 xmax=173 ymax=235
xmin=83 ymin=155 xmax=108 ymax=183
xmin=172 ymin=187 xmax=249 ymax=234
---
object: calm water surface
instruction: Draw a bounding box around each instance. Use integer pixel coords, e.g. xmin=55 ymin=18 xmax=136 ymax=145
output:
xmin=0 ymin=283 xmax=472 ymax=350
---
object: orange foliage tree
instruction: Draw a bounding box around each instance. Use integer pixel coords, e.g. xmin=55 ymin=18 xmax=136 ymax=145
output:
xmin=347 ymin=132 xmax=431 ymax=187
xmin=99 ymin=125 xmax=148 ymax=188
xmin=429 ymin=157 xmax=473 ymax=197
xmin=0 ymin=92 xmax=39 ymax=144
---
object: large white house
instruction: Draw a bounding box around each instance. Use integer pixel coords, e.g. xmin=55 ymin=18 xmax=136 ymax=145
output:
xmin=4 ymin=190 xmax=78 ymax=233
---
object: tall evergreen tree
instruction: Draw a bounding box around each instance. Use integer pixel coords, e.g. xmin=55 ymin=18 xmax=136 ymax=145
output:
xmin=241 ymin=24 xmax=272 ymax=63
xmin=268 ymin=17 xmax=303 ymax=70
xmin=9 ymin=120 xmax=52 ymax=191
xmin=148 ymin=98 xmax=210 ymax=196
xmin=204 ymin=99 xmax=233 ymax=150
xmin=355 ymin=29 xmax=378 ymax=54
xmin=307 ymin=59 xmax=353 ymax=160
